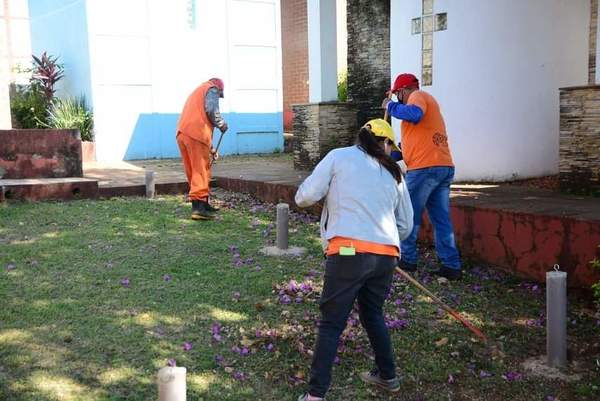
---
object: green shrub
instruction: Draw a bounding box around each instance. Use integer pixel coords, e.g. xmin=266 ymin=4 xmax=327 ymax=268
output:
xmin=9 ymin=83 xmax=50 ymax=128
xmin=337 ymin=70 xmax=348 ymax=102
xmin=46 ymin=96 xmax=94 ymax=141
xmin=592 ymin=257 xmax=600 ymax=305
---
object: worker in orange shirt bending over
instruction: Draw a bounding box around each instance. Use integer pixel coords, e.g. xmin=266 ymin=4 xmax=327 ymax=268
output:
xmin=176 ymin=78 xmax=228 ymax=220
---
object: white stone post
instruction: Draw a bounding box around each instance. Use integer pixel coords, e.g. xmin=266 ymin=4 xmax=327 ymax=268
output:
xmin=276 ymin=203 xmax=289 ymax=250
xmin=145 ymin=170 xmax=156 ymax=198
xmin=546 ymin=267 xmax=567 ymax=368
xmin=158 ymin=366 xmax=186 ymax=401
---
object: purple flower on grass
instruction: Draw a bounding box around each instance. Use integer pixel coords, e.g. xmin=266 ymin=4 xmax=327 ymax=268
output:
xmin=240 ymin=347 xmax=250 ymax=356
xmin=163 ymin=274 xmax=172 ymax=282
xmin=231 ymin=345 xmax=241 ymax=354
xmin=211 ymin=323 xmax=222 ymax=342
xmin=333 ymin=356 xmax=340 ymax=365
xmin=546 ymin=397 xmax=556 ymax=401
xmin=183 ymin=342 xmax=192 ymax=352
xmin=120 ymin=278 xmax=130 ymax=287
xmin=447 ymin=374 xmax=455 ymax=384
xmin=266 ymin=343 xmax=274 ymax=352
xmin=279 ymin=294 xmax=292 ymax=305
xmin=232 ymin=291 xmax=241 ymax=301
xmin=295 ymin=297 xmax=303 ymax=304
xmin=6 ymin=263 xmax=16 ymax=271
xmin=502 ymin=371 xmax=523 ymax=382
xmin=479 ymin=370 xmax=493 ymax=378
xmin=167 ymin=359 xmax=176 ymax=367
xmin=215 ymin=354 xmax=224 ymax=365
xmin=233 ymin=371 xmax=246 ymax=381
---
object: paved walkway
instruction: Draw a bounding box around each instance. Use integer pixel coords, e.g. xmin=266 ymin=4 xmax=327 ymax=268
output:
xmin=84 ymin=154 xmax=600 ymax=221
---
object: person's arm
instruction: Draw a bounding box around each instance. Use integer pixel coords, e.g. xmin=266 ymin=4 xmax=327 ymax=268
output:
xmin=205 ymin=87 xmax=227 ymax=131
xmin=295 ymin=151 xmax=336 ymax=208
xmin=395 ymin=180 xmax=414 ymax=241
xmin=386 ymin=102 xmax=424 ymax=124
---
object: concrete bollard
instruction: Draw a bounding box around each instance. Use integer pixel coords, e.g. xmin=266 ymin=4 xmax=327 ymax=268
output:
xmin=145 ymin=170 xmax=156 ymax=198
xmin=158 ymin=366 xmax=186 ymax=401
xmin=546 ymin=266 xmax=567 ymax=368
xmin=276 ymin=203 xmax=289 ymax=250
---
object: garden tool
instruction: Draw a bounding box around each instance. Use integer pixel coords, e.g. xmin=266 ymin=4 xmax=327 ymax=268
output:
xmin=395 ymin=266 xmax=505 ymax=359
xmin=210 ymin=130 xmax=227 ymax=167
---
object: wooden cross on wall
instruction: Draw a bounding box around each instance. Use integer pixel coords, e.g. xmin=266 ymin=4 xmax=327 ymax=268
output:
xmin=411 ymin=0 xmax=447 ymax=86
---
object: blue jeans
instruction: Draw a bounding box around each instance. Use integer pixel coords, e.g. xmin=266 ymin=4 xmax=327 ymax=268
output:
xmin=400 ymin=166 xmax=461 ymax=270
xmin=308 ymin=254 xmax=397 ymax=398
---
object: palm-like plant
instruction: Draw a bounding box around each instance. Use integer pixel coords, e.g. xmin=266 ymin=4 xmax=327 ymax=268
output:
xmin=31 ymin=52 xmax=64 ymax=102
xmin=46 ymin=96 xmax=94 ymax=141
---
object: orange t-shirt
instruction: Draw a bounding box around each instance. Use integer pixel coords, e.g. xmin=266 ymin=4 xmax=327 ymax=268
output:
xmin=401 ymin=91 xmax=454 ymax=170
xmin=327 ymin=236 xmax=399 ymax=257
xmin=176 ymin=81 xmax=216 ymax=146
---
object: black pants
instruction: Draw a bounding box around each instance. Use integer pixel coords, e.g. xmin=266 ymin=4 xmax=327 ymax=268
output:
xmin=308 ymin=253 xmax=398 ymax=398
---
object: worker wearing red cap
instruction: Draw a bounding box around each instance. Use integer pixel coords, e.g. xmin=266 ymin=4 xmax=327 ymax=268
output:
xmin=382 ymin=73 xmax=462 ymax=280
xmin=176 ymin=78 xmax=228 ymax=220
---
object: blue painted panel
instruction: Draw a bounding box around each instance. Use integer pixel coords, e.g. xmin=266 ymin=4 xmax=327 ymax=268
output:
xmin=124 ymin=112 xmax=283 ymax=160
xmin=28 ymin=0 xmax=93 ymax=104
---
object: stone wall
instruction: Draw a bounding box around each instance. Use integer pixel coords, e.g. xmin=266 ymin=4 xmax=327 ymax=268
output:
xmin=559 ymin=85 xmax=600 ymax=195
xmin=292 ymin=102 xmax=358 ymax=170
xmin=590 ymin=0 xmax=598 ymax=84
xmin=347 ymin=0 xmax=390 ymax=126
xmin=0 ymin=129 xmax=83 ymax=179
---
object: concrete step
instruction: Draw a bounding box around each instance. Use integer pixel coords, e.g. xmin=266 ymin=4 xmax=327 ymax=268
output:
xmin=0 ymin=177 xmax=99 ymax=201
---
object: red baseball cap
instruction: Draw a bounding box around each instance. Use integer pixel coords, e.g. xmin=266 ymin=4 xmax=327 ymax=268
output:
xmin=391 ymin=73 xmax=419 ymax=92
xmin=209 ymin=78 xmax=224 ymax=97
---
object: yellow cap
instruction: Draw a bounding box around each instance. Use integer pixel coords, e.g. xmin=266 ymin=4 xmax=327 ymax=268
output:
xmin=364 ymin=119 xmax=400 ymax=152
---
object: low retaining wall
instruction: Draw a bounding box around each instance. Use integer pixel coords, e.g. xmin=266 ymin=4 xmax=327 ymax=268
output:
xmin=0 ymin=129 xmax=83 ymax=179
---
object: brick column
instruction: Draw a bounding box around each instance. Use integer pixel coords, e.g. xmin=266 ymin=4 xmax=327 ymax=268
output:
xmin=347 ymin=0 xmax=390 ymax=125
xmin=281 ymin=0 xmax=309 ymax=131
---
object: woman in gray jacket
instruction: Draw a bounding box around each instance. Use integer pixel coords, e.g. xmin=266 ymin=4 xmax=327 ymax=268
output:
xmin=295 ymin=119 xmax=413 ymax=401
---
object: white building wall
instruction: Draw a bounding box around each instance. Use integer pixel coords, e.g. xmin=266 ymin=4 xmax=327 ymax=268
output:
xmin=391 ymin=0 xmax=590 ymax=181
xmin=86 ymin=0 xmax=283 ymax=162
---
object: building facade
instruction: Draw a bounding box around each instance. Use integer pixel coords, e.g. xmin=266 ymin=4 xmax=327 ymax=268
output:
xmin=28 ymin=0 xmax=284 ymax=162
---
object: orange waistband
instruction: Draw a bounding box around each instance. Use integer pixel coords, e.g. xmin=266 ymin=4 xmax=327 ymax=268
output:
xmin=326 ymin=236 xmax=399 ymax=257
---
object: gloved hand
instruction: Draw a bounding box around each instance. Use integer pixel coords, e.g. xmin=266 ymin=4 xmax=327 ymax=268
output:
xmin=211 ymin=147 xmax=220 ymax=161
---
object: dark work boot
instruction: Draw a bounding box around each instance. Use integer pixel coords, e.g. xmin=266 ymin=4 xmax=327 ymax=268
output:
xmin=432 ymin=265 xmax=462 ymax=281
xmin=205 ymin=201 xmax=220 ymax=213
xmin=191 ymin=200 xmax=215 ymax=221
xmin=398 ymin=258 xmax=417 ymax=272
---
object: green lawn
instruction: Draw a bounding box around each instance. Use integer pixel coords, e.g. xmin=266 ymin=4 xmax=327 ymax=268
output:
xmin=1 ymin=190 xmax=599 ymax=401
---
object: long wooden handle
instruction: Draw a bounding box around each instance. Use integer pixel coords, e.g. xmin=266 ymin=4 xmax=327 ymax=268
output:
xmin=395 ymin=267 xmax=488 ymax=342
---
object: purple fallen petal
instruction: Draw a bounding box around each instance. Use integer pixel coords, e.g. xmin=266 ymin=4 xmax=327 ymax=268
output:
xmin=212 ymin=333 xmax=222 ymax=342
xmin=447 ymin=374 xmax=455 ymax=384
xmin=502 ymin=371 xmax=523 ymax=382
xmin=120 ymin=278 xmax=130 ymax=287
xmin=183 ymin=342 xmax=192 ymax=352
xmin=233 ymin=371 xmax=245 ymax=381
xmin=333 ymin=356 xmax=340 ymax=365
xmin=479 ymin=370 xmax=493 ymax=378
xmin=215 ymin=354 xmax=224 ymax=365
xmin=167 ymin=359 xmax=176 ymax=367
